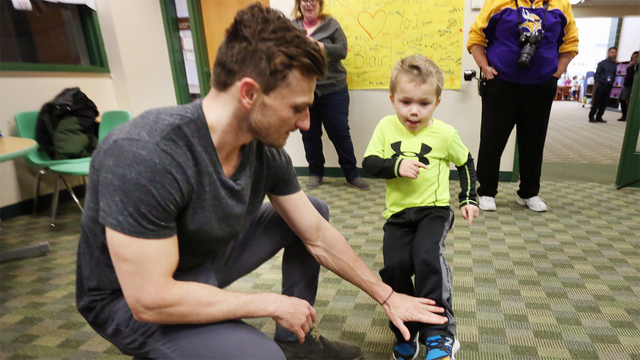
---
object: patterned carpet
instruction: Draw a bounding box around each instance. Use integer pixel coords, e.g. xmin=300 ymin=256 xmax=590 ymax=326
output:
xmin=2 ymin=103 xmax=639 ymax=359
xmin=2 ymin=177 xmax=639 ymax=360
xmin=544 ymin=101 xmax=626 ymax=165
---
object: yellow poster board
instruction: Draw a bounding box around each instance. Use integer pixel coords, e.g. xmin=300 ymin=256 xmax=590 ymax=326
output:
xmin=324 ymin=0 xmax=465 ymax=90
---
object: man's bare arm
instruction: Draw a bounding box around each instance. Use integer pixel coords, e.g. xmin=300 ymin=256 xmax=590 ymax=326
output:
xmin=268 ymin=191 xmax=448 ymax=340
xmin=106 ymin=227 xmax=315 ymax=342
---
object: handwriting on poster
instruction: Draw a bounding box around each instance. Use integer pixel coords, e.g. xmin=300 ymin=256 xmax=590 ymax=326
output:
xmin=325 ymin=0 xmax=464 ymax=90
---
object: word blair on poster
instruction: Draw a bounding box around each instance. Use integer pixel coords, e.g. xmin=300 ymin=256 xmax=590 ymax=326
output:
xmin=325 ymin=0 xmax=465 ymax=90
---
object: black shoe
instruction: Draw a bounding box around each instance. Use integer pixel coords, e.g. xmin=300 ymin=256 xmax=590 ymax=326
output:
xmin=275 ymin=328 xmax=364 ymax=360
xmin=347 ymin=177 xmax=370 ymax=190
xmin=618 ymin=117 xmax=626 ymax=121
xmin=588 ymin=117 xmax=596 ymax=123
xmin=306 ymin=175 xmax=322 ymax=189
xmin=595 ymin=118 xmax=607 ymax=123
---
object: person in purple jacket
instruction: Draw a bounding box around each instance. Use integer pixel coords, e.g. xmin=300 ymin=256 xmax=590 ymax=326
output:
xmin=468 ymin=0 xmax=579 ymax=212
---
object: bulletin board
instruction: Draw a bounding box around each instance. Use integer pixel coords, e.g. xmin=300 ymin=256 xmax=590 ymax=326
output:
xmin=324 ymin=0 xmax=465 ymax=90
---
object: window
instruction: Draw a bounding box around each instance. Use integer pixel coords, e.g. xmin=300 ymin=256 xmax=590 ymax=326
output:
xmin=0 ymin=1 xmax=108 ymax=73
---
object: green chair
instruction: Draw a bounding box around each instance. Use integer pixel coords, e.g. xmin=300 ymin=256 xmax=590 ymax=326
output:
xmin=98 ymin=110 xmax=132 ymax=142
xmin=15 ymin=110 xmax=132 ymax=226
xmin=14 ymin=111 xmax=91 ymax=215
xmin=47 ymin=110 xmax=132 ymax=226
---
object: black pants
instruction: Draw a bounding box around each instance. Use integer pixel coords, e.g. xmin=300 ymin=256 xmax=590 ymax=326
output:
xmin=380 ymin=207 xmax=456 ymax=343
xmin=589 ymin=83 xmax=613 ymax=120
xmin=301 ymin=87 xmax=360 ymax=181
xmin=86 ymin=196 xmax=328 ymax=359
xmin=477 ymin=77 xmax=557 ymax=199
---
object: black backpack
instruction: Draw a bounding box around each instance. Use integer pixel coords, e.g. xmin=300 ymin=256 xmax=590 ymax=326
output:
xmin=36 ymin=87 xmax=100 ymax=160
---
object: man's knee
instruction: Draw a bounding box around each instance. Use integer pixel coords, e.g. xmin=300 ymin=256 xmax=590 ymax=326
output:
xmin=307 ymin=195 xmax=329 ymax=221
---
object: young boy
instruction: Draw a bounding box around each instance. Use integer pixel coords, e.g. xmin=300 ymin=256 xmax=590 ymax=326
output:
xmin=363 ymin=55 xmax=479 ymax=360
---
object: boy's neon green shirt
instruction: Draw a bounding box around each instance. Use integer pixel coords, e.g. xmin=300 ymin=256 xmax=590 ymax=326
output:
xmin=364 ymin=115 xmax=471 ymax=219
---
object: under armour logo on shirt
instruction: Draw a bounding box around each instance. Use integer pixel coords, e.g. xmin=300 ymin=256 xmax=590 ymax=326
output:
xmin=390 ymin=141 xmax=432 ymax=165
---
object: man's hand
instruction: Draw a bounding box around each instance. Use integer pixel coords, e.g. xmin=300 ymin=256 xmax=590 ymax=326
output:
xmin=460 ymin=204 xmax=479 ymax=226
xmin=398 ymin=159 xmax=427 ymax=179
xmin=270 ymin=294 xmax=316 ymax=344
xmin=382 ymin=292 xmax=448 ymax=341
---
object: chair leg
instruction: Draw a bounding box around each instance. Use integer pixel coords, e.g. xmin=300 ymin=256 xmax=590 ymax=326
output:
xmin=33 ymin=169 xmax=46 ymax=215
xmin=60 ymin=176 xmax=84 ymax=212
xmin=50 ymin=177 xmax=61 ymax=227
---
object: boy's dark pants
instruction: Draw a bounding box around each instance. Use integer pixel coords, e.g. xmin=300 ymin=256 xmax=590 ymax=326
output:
xmin=380 ymin=206 xmax=456 ymax=343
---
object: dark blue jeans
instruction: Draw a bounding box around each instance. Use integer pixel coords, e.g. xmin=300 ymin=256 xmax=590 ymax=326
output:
xmin=301 ymin=87 xmax=360 ymax=181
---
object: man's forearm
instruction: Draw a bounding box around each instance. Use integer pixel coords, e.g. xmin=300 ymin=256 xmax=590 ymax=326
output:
xmin=129 ymin=281 xmax=280 ymax=324
xmin=304 ymin=221 xmax=392 ymax=305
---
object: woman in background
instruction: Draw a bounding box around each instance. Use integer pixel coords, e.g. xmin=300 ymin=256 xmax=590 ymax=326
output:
xmin=468 ymin=0 xmax=578 ymax=212
xmin=291 ymin=0 xmax=369 ymax=190
xmin=618 ymin=51 xmax=638 ymax=122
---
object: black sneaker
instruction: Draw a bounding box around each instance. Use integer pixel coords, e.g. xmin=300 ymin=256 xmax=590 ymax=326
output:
xmin=275 ymin=328 xmax=364 ymax=360
xmin=595 ymin=118 xmax=607 ymax=123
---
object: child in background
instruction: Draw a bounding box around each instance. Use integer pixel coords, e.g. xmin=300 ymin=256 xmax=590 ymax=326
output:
xmin=363 ymin=55 xmax=479 ymax=360
xmin=571 ymin=76 xmax=580 ymax=101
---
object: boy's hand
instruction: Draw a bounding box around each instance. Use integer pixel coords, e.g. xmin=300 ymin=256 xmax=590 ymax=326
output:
xmin=398 ymin=159 xmax=427 ymax=179
xmin=460 ymin=204 xmax=479 ymax=226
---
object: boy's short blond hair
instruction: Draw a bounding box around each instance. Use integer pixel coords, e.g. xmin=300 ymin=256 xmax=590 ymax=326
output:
xmin=390 ymin=55 xmax=444 ymax=98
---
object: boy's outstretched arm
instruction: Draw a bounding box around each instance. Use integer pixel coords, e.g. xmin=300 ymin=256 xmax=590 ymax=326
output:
xmin=456 ymin=153 xmax=479 ymax=225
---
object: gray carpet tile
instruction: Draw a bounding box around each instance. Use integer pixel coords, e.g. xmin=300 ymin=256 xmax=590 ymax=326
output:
xmin=544 ymin=101 xmax=627 ymax=165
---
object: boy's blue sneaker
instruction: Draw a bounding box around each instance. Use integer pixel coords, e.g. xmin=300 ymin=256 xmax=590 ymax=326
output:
xmin=424 ymin=335 xmax=460 ymax=360
xmin=393 ymin=333 xmax=419 ymax=360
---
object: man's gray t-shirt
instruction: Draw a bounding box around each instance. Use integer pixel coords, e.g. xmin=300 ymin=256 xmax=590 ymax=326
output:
xmin=76 ymin=100 xmax=301 ymax=319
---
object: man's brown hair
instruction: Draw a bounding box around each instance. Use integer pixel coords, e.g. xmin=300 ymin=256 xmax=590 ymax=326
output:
xmin=390 ymin=55 xmax=444 ymax=98
xmin=212 ymin=3 xmax=327 ymax=95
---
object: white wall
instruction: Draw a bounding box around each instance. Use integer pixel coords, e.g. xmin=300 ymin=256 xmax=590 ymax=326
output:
xmin=0 ymin=0 xmax=176 ymax=209
xmin=618 ymin=16 xmax=640 ymax=62
xmin=271 ymin=0 xmax=492 ymax=174
xmin=567 ymin=18 xmax=611 ymax=78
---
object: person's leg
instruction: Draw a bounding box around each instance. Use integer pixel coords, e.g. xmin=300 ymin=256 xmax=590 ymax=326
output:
xmin=85 ymin=197 xmax=329 ymax=358
xmin=595 ymin=85 xmax=612 ymax=120
xmin=88 ymin=269 xmax=286 ymax=359
xmin=379 ymin=210 xmax=418 ymax=343
xmin=301 ymin=95 xmax=326 ymax=178
xmin=214 ymin=195 xmax=328 ymax=342
xmin=314 ymin=88 xmax=361 ymax=182
xmin=411 ymin=207 xmax=456 ymax=340
xmin=589 ymin=85 xmax=608 ymax=120
xmin=514 ymin=77 xmax=557 ymax=199
xmin=477 ymin=79 xmax=519 ymax=198
xmin=619 ymin=99 xmax=628 ymax=121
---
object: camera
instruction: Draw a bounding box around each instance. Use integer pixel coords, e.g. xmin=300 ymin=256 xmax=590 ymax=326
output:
xmin=517 ymin=29 xmax=542 ymax=68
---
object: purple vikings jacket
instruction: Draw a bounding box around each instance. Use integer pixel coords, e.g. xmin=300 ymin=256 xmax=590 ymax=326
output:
xmin=467 ymin=0 xmax=579 ymax=85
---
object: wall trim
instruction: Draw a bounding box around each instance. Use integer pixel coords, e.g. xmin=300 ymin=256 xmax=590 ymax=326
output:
xmin=0 ymin=186 xmax=85 ymax=221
